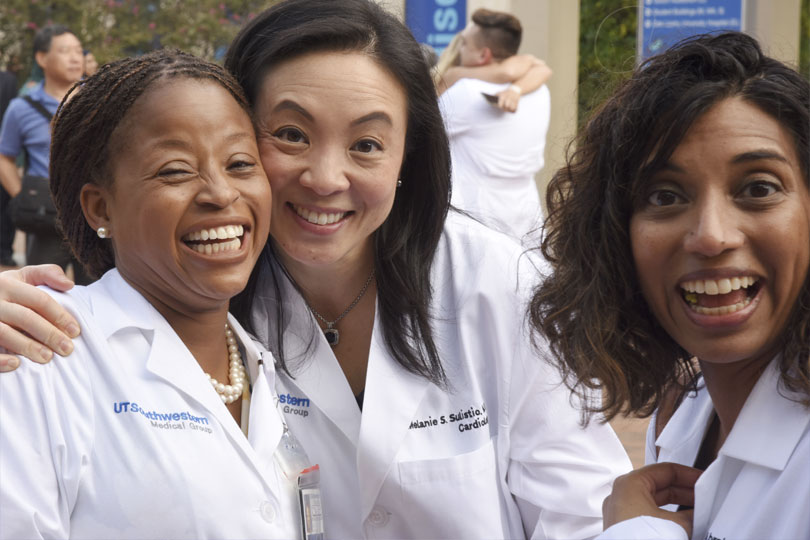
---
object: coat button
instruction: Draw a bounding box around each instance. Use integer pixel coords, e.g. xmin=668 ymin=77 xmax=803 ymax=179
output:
xmin=260 ymin=500 xmax=278 ymax=523
xmin=367 ymin=506 xmax=390 ymax=527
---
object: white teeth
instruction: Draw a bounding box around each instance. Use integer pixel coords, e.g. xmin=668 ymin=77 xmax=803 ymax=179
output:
xmin=681 ymin=276 xmax=758 ymax=295
xmin=182 ymin=225 xmax=244 ymax=243
xmin=292 ymin=205 xmax=346 ymax=225
xmin=192 ymin=237 xmax=241 ymax=254
xmin=183 ymin=224 xmax=245 ymax=256
xmin=689 ymin=296 xmax=753 ymax=316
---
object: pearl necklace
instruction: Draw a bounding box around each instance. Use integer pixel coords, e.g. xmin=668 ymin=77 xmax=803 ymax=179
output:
xmin=206 ymin=324 xmax=247 ymax=404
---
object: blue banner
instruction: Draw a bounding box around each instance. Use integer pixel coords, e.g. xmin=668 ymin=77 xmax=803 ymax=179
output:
xmin=406 ymin=0 xmax=467 ymax=55
xmin=638 ymin=0 xmax=745 ymax=61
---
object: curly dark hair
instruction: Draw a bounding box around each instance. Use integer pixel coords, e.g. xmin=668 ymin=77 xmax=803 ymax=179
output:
xmin=226 ymin=0 xmax=452 ymax=386
xmin=49 ymin=49 xmax=251 ymax=278
xmin=531 ymin=31 xmax=810 ymax=421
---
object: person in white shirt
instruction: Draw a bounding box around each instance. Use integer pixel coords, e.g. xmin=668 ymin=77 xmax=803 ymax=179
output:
xmin=531 ymin=32 xmax=810 ymax=540
xmin=438 ymin=9 xmax=552 ymax=241
xmin=1 ymin=50 xmax=302 ymax=539
xmin=0 ymin=1 xmax=630 ymax=538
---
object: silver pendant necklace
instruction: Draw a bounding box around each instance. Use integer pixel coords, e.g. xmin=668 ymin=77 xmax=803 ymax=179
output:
xmin=306 ymin=269 xmax=375 ymax=347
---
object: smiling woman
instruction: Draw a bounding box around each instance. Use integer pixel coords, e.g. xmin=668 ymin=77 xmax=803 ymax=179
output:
xmin=532 ymin=32 xmax=810 ymax=540
xmin=0 ymin=50 xmax=304 ymax=539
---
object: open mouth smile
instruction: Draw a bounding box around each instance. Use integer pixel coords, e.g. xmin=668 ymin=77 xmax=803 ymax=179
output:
xmin=290 ymin=203 xmax=351 ymax=225
xmin=680 ymin=276 xmax=761 ymax=316
xmin=181 ymin=225 xmax=244 ymax=255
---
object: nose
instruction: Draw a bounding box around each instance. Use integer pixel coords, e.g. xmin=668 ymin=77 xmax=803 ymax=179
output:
xmin=196 ymin=172 xmax=240 ymax=208
xmin=298 ymin=147 xmax=350 ymax=196
xmin=683 ymin=198 xmax=745 ymax=257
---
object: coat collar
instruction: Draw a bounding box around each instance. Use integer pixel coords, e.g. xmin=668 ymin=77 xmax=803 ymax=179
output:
xmin=657 ymin=358 xmax=810 ymax=472
xmin=86 ymin=269 xmax=161 ymax=339
xmin=719 ymin=358 xmax=809 ymax=471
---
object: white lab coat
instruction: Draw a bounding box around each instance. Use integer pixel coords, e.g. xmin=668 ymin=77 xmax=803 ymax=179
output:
xmin=440 ymin=78 xmax=550 ymax=242
xmin=250 ymin=212 xmax=632 ymax=539
xmin=598 ymin=359 xmax=810 ymax=540
xmin=0 ymin=269 xmax=299 ymax=540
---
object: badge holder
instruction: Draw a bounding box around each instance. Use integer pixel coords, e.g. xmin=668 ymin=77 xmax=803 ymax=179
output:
xmin=275 ymin=414 xmax=325 ymax=540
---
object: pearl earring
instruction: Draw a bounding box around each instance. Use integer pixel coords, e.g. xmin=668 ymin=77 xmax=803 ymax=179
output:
xmin=97 ymin=227 xmax=109 ymax=239
xmin=397 ymin=179 xmax=402 ymax=188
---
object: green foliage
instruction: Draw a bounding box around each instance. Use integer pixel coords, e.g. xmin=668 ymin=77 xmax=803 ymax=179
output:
xmin=578 ymin=0 xmax=638 ymax=129
xmin=0 ymin=0 xmax=278 ymax=89
xmin=801 ymin=0 xmax=810 ymax=79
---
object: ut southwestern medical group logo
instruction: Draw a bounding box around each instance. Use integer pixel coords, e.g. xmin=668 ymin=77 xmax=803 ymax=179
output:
xmin=114 ymin=401 xmax=213 ymax=434
xmin=279 ymin=393 xmax=310 ymax=418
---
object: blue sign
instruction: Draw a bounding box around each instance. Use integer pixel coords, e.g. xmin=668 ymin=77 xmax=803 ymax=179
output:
xmin=638 ymin=0 xmax=745 ymax=61
xmin=406 ymin=0 xmax=467 ymax=55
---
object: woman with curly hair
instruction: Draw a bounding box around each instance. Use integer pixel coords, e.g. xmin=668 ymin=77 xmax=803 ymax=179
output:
xmin=533 ymin=31 xmax=810 ymax=539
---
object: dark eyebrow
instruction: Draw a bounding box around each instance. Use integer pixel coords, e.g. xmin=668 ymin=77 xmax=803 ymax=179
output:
xmin=731 ymin=150 xmax=790 ymax=165
xmin=271 ymin=99 xmax=313 ymax=121
xmin=351 ymin=111 xmax=393 ymax=127
xmin=657 ymin=149 xmax=790 ymax=174
xmin=149 ymin=131 xmax=253 ymax=152
xmin=658 ymin=162 xmax=685 ymax=174
xmin=152 ymin=139 xmax=192 ymax=151
xmin=223 ymin=131 xmax=254 ymax=144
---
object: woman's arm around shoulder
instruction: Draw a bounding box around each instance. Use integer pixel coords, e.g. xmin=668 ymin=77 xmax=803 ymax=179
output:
xmin=0 ymin=265 xmax=79 ymax=371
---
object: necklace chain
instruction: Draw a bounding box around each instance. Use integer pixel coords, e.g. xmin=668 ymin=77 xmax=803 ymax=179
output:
xmin=306 ymin=269 xmax=375 ymax=347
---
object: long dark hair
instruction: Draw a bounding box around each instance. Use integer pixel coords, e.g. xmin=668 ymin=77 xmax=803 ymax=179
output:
xmin=227 ymin=0 xmax=452 ymax=386
xmin=531 ymin=32 xmax=810 ymax=421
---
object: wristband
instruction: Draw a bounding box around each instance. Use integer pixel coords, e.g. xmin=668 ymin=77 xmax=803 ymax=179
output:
xmin=507 ymin=84 xmax=522 ymax=95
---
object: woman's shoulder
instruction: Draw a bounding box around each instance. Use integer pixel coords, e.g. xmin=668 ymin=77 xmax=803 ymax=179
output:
xmin=437 ymin=211 xmax=548 ymax=291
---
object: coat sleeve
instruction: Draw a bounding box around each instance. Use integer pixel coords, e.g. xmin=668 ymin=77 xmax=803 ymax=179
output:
xmin=502 ymin=253 xmax=632 ymax=539
xmin=0 ymin=296 xmax=94 ymax=539
xmin=596 ymin=516 xmax=689 ymax=540
xmin=506 ymin=351 xmax=633 ymax=539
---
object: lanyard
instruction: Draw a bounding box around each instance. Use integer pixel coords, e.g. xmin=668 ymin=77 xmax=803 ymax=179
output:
xmin=256 ymin=353 xmax=325 ymax=540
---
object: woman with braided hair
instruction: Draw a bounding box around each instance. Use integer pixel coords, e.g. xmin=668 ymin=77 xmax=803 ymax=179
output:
xmin=0 ymin=49 xmax=304 ymax=538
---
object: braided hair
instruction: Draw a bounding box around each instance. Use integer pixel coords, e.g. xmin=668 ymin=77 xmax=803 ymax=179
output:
xmin=50 ymin=49 xmax=251 ymax=278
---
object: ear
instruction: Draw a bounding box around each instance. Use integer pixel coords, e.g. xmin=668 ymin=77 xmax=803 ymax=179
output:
xmin=80 ymin=183 xmax=112 ymax=234
xmin=479 ymin=47 xmax=493 ymax=65
xmin=34 ymin=51 xmax=47 ymax=70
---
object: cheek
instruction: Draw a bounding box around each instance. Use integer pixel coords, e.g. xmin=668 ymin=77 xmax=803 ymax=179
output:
xmin=629 ymin=217 xmax=667 ymax=307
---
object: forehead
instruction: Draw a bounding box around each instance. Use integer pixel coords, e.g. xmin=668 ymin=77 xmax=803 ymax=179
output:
xmin=112 ymin=78 xmax=250 ymax=144
xmin=49 ymin=32 xmax=81 ymax=49
xmin=674 ymin=98 xmax=798 ymax=162
xmin=257 ymin=51 xmax=407 ymax=121
xmin=460 ymin=23 xmax=482 ymax=43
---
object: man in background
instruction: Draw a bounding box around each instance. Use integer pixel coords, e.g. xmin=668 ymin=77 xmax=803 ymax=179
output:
xmin=0 ymin=67 xmax=19 ymax=267
xmin=440 ymin=9 xmax=551 ymax=242
xmin=0 ymin=25 xmax=90 ymax=282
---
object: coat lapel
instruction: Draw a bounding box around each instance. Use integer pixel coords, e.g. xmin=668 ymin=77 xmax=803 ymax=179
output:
xmin=356 ymin=311 xmax=431 ymax=520
xmin=251 ymin=261 xmax=362 ymax=445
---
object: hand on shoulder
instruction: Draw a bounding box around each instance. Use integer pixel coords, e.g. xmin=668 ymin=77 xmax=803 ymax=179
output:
xmin=0 ymin=265 xmax=78 ymax=371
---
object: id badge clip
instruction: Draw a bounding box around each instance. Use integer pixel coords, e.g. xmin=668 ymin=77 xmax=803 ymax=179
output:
xmin=275 ymin=425 xmax=324 ymax=540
